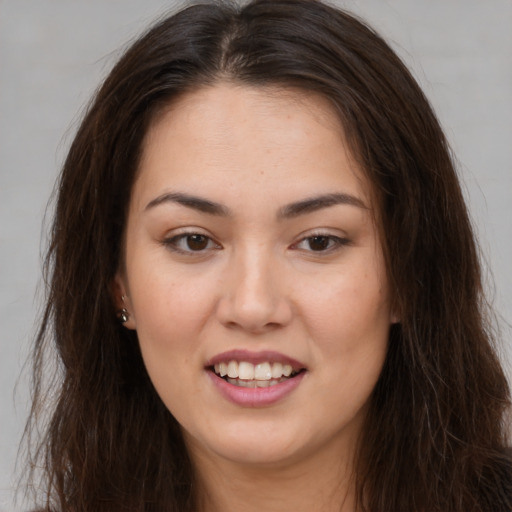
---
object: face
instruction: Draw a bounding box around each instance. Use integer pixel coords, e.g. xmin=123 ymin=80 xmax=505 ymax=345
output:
xmin=116 ymin=83 xmax=395 ymax=471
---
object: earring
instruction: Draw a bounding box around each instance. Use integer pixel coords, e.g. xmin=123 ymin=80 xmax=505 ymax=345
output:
xmin=118 ymin=308 xmax=129 ymax=323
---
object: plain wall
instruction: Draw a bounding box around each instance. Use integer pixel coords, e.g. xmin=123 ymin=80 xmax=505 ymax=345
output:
xmin=1 ymin=1 xmax=511 ymax=510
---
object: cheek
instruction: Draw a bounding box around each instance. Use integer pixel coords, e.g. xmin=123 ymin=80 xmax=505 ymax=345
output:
xmin=129 ymin=273 xmax=215 ymax=411
xmin=300 ymin=267 xmax=390 ymax=346
xmin=132 ymin=276 xmax=214 ymax=344
xmin=304 ymin=271 xmax=390 ymax=414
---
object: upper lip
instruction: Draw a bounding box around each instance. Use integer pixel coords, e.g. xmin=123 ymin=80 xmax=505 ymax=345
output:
xmin=205 ymin=349 xmax=306 ymax=372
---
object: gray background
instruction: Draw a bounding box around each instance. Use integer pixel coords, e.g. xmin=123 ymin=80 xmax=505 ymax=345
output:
xmin=1 ymin=1 xmax=511 ymax=510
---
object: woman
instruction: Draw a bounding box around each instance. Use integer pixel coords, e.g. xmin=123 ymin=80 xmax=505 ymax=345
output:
xmin=24 ymin=0 xmax=511 ymax=510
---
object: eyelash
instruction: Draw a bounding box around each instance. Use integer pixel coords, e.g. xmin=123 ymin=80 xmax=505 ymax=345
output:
xmin=161 ymin=231 xmax=350 ymax=255
xmin=291 ymin=233 xmax=350 ymax=253
xmin=161 ymin=232 xmax=221 ymax=255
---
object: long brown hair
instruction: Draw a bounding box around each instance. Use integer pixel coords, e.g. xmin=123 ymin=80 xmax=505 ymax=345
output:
xmin=24 ymin=1 xmax=511 ymax=510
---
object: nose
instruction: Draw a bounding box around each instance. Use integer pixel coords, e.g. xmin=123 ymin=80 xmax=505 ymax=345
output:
xmin=216 ymin=245 xmax=293 ymax=333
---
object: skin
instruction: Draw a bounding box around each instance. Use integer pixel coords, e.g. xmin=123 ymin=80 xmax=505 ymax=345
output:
xmin=115 ymin=83 xmax=396 ymax=512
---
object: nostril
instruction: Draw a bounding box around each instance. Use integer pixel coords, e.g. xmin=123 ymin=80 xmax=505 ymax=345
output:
xmin=215 ymin=270 xmax=293 ymax=331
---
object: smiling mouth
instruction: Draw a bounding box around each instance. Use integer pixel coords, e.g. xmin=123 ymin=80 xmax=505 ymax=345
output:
xmin=210 ymin=360 xmax=304 ymax=388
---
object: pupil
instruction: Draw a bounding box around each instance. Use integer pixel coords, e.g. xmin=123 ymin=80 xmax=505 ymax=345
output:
xmin=187 ymin=235 xmax=207 ymax=251
xmin=309 ymin=236 xmax=329 ymax=251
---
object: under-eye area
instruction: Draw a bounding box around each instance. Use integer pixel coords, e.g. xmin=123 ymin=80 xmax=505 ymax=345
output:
xmin=209 ymin=360 xmax=306 ymax=388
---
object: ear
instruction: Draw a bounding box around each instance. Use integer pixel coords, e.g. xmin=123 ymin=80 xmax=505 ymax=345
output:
xmin=111 ymin=272 xmax=137 ymax=330
xmin=389 ymin=307 xmax=400 ymax=325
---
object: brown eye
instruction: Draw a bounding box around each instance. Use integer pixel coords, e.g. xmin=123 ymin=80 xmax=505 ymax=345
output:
xmin=307 ymin=236 xmax=331 ymax=251
xmin=186 ymin=234 xmax=209 ymax=251
xmin=163 ymin=232 xmax=220 ymax=254
xmin=292 ymin=234 xmax=350 ymax=253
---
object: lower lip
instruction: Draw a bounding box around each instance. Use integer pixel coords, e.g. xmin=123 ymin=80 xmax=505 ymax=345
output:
xmin=207 ymin=370 xmax=306 ymax=407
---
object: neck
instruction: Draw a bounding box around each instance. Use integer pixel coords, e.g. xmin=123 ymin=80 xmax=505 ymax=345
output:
xmin=190 ymin=440 xmax=359 ymax=512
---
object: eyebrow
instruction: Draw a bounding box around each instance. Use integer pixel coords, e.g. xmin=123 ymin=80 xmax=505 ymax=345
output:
xmin=144 ymin=191 xmax=366 ymax=217
xmin=145 ymin=192 xmax=229 ymax=216
xmin=278 ymin=193 xmax=367 ymax=218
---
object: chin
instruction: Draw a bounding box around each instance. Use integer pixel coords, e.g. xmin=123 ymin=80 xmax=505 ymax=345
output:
xmin=182 ymin=418 xmax=342 ymax=470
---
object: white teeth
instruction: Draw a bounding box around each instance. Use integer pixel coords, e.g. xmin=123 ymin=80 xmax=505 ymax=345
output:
xmin=213 ymin=360 xmax=299 ymax=381
xmin=218 ymin=362 xmax=228 ymax=377
xmin=254 ymin=362 xmax=272 ymax=380
xmin=271 ymin=362 xmax=283 ymax=379
xmin=227 ymin=377 xmax=281 ymax=388
xmin=238 ymin=361 xmax=255 ymax=380
xmin=227 ymin=360 xmax=238 ymax=378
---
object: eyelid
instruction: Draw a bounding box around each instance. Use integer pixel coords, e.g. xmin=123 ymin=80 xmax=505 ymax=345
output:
xmin=290 ymin=230 xmax=351 ymax=253
xmin=159 ymin=227 xmax=349 ymax=255
xmin=161 ymin=228 xmax=222 ymax=255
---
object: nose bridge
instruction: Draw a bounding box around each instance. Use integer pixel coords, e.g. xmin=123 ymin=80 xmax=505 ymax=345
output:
xmin=237 ymin=242 xmax=273 ymax=304
xmin=218 ymin=239 xmax=290 ymax=331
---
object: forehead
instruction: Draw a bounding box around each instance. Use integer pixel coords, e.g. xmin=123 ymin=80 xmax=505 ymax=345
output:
xmin=144 ymin=84 xmax=347 ymax=157
xmin=153 ymin=82 xmax=343 ymax=129
xmin=133 ymin=83 xmax=373 ymax=212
